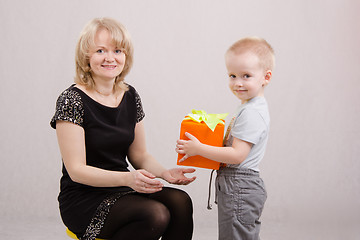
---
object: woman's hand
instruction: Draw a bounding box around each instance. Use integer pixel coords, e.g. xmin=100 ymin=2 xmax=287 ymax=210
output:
xmin=162 ymin=168 xmax=196 ymax=185
xmin=128 ymin=169 xmax=164 ymax=193
xmin=176 ymin=132 xmax=202 ymax=162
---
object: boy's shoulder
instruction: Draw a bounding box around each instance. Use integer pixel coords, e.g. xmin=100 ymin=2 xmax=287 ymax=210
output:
xmin=239 ymin=97 xmax=268 ymax=114
xmin=236 ymin=97 xmax=269 ymax=125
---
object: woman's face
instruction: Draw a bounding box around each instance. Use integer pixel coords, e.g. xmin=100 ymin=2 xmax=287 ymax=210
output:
xmin=89 ymin=28 xmax=126 ymax=83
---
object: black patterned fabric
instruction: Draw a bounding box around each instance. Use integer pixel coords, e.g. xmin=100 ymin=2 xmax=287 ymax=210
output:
xmin=50 ymin=84 xmax=144 ymax=239
xmin=80 ymin=191 xmax=135 ymax=240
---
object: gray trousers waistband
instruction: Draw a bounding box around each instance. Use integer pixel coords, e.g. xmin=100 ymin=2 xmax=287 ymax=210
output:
xmin=217 ymin=167 xmax=259 ymax=177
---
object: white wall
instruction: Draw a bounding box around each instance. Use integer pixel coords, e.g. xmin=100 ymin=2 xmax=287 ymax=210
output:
xmin=0 ymin=0 xmax=359 ymax=239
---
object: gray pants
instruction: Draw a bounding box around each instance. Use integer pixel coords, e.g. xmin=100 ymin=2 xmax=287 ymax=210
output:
xmin=215 ymin=167 xmax=267 ymax=240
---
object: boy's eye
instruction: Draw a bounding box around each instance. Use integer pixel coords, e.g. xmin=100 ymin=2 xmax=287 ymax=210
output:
xmin=229 ymin=74 xmax=236 ymax=79
xmin=243 ymin=74 xmax=250 ymax=79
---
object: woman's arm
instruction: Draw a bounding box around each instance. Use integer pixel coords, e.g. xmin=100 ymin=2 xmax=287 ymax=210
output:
xmin=176 ymin=132 xmax=252 ymax=165
xmin=56 ymin=120 xmax=163 ymax=193
xmin=128 ymin=121 xmax=196 ymax=185
xmin=127 ymin=121 xmax=167 ymax=176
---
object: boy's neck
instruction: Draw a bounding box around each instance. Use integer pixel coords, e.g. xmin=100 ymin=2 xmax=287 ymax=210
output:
xmin=242 ymin=95 xmax=265 ymax=104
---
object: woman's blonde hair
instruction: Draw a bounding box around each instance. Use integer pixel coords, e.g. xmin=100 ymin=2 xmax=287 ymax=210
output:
xmin=74 ymin=17 xmax=134 ymax=91
xmin=227 ymin=37 xmax=275 ymax=71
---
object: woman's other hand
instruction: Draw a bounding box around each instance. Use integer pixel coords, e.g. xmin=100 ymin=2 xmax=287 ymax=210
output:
xmin=162 ymin=168 xmax=196 ymax=185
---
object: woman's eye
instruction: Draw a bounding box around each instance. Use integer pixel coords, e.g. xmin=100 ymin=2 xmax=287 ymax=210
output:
xmin=115 ymin=49 xmax=122 ymax=54
xmin=96 ymin=49 xmax=104 ymax=54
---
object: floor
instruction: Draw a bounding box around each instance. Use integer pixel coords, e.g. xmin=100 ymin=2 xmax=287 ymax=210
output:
xmin=3 ymin=216 xmax=360 ymax=240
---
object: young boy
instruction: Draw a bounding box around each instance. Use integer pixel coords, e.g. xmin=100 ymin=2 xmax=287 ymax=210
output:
xmin=176 ymin=37 xmax=274 ymax=239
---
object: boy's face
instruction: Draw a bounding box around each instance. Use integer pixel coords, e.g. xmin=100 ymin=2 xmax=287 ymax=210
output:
xmin=225 ymin=51 xmax=271 ymax=104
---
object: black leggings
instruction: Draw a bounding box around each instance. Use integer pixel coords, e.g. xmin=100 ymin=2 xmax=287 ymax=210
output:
xmin=97 ymin=187 xmax=193 ymax=240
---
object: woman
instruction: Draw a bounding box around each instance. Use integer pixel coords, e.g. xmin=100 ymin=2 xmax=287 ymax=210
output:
xmin=50 ymin=17 xmax=196 ymax=240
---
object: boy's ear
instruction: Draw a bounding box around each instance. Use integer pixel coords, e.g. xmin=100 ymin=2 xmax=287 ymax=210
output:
xmin=263 ymin=70 xmax=272 ymax=86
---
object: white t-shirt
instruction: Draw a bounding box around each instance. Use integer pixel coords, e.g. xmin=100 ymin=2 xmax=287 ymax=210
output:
xmin=224 ymin=97 xmax=270 ymax=172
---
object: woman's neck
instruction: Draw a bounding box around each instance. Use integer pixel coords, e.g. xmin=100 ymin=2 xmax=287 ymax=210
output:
xmin=93 ymin=79 xmax=116 ymax=96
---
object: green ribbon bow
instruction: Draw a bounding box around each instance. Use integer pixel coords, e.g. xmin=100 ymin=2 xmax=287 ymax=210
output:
xmin=185 ymin=110 xmax=228 ymax=132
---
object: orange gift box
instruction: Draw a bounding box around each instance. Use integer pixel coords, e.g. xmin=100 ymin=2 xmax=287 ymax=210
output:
xmin=177 ymin=110 xmax=228 ymax=170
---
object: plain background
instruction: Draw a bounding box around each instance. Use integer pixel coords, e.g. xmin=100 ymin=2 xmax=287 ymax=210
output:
xmin=1 ymin=0 xmax=359 ymax=239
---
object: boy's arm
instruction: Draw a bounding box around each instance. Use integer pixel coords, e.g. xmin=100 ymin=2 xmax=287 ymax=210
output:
xmin=176 ymin=132 xmax=252 ymax=165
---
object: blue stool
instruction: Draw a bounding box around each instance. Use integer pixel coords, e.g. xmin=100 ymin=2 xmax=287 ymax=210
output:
xmin=66 ymin=228 xmax=106 ymax=240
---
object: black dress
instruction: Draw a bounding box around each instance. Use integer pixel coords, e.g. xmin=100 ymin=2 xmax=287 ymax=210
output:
xmin=50 ymin=84 xmax=145 ymax=240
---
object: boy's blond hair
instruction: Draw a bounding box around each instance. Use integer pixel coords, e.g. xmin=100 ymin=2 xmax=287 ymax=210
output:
xmin=227 ymin=37 xmax=275 ymax=71
xmin=74 ymin=17 xmax=134 ymax=92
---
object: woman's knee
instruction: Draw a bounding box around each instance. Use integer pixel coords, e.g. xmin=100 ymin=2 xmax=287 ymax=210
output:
xmin=143 ymin=201 xmax=171 ymax=229
xmin=168 ymin=188 xmax=193 ymax=212
xmin=178 ymin=189 xmax=193 ymax=206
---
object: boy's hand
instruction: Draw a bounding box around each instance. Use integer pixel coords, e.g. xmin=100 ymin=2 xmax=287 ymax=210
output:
xmin=176 ymin=132 xmax=201 ymax=162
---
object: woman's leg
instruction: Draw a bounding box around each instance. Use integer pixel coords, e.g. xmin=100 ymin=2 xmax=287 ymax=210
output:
xmin=98 ymin=187 xmax=193 ymax=240
xmin=98 ymin=194 xmax=170 ymax=240
xmin=148 ymin=187 xmax=194 ymax=240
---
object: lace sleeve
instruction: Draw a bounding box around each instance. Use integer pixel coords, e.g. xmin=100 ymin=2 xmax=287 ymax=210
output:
xmin=50 ymin=88 xmax=84 ymax=129
xmin=134 ymin=90 xmax=145 ymax=123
